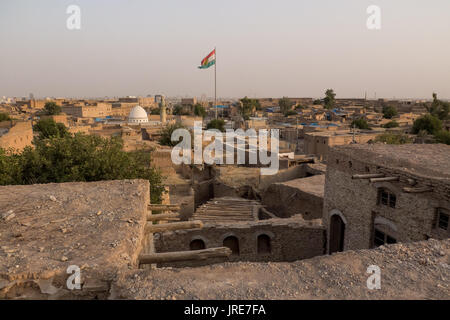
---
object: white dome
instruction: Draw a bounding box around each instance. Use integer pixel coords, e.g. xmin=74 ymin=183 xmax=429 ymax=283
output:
xmin=128 ymin=105 xmax=148 ymax=123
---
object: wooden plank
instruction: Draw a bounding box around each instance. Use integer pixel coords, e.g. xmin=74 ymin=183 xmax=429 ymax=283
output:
xmin=145 ymin=220 xmax=203 ymax=234
xmin=139 ymin=247 xmax=232 ymax=264
xmin=148 ymin=204 xmax=181 ymax=211
xmin=147 ymin=212 xmax=181 ymax=222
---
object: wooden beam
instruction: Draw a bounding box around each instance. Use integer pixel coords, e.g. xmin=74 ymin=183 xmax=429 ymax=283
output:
xmin=403 ymin=187 xmax=433 ymax=193
xmin=145 ymin=220 xmax=203 ymax=234
xmin=148 ymin=204 xmax=181 ymax=211
xmin=369 ymin=176 xmax=399 ymax=183
xmin=139 ymin=247 xmax=231 ymax=264
xmin=147 ymin=212 xmax=181 ymax=222
xmin=352 ymin=173 xmax=385 ymax=180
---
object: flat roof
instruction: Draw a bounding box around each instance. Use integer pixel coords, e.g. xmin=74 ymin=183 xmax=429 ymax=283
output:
xmin=280 ymin=174 xmax=325 ymax=198
xmin=332 ymin=143 xmax=450 ymax=179
xmin=0 ymin=180 xmax=149 ymax=282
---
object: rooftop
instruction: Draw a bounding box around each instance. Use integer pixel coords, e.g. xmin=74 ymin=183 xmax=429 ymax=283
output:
xmin=0 ymin=180 xmax=149 ymax=293
xmin=280 ymin=175 xmax=325 ymax=198
xmin=115 ymin=239 xmax=449 ymax=300
xmin=332 ymin=143 xmax=450 ymax=179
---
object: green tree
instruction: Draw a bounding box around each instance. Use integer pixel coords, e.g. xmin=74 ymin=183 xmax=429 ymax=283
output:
xmin=284 ymin=110 xmax=297 ymax=116
xmin=0 ymin=113 xmax=11 ymax=122
xmin=434 ymin=130 xmax=450 ymax=145
xmin=412 ymin=114 xmax=442 ymax=135
xmin=279 ymin=97 xmax=294 ymax=115
xmin=382 ymin=105 xmax=398 ymax=119
xmin=158 ymin=123 xmax=187 ymax=147
xmin=43 ymin=102 xmax=62 ymax=115
xmin=34 ymin=118 xmax=69 ymax=140
xmin=194 ymin=103 xmax=206 ymax=117
xmin=313 ymin=99 xmax=322 ymax=105
xmin=427 ymin=93 xmax=450 ymax=120
xmin=206 ymin=119 xmax=225 ymax=132
xmin=383 ymin=120 xmax=399 ymax=128
xmin=324 ymin=89 xmax=336 ymax=109
xmin=351 ymin=118 xmax=370 ymax=130
xmin=375 ymin=133 xmax=412 ymax=145
xmin=239 ymin=97 xmax=256 ymax=120
xmin=0 ymin=134 xmax=164 ymax=203
xmin=150 ymin=108 xmax=160 ymax=115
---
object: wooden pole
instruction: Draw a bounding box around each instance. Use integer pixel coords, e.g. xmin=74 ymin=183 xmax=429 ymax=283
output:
xmin=352 ymin=173 xmax=385 ymax=179
xmin=145 ymin=220 xmax=203 ymax=234
xmin=369 ymin=176 xmax=399 ymax=183
xmin=139 ymin=247 xmax=231 ymax=264
xmin=147 ymin=212 xmax=181 ymax=222
xmin=148 ymin=204 xmax=181 ymax=211
xmin=403 ymin=186 xmax=433 ymax=193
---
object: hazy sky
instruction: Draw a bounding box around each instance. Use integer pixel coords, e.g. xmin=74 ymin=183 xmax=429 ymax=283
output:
xmin=1 ymin=0 xmax=449 ymax=99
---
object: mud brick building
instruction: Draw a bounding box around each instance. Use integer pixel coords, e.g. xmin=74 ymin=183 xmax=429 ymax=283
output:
xmin=323 ymin=144 xmax=450 ymax=254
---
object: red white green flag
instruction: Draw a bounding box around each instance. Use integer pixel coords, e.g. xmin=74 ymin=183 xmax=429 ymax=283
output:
xmin=198 ymin=49 xmax=216 ymax=69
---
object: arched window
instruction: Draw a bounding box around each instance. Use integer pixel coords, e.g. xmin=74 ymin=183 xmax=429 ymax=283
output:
xmin=257 ymin=234 xmax=271 ymax=254
xmin=223 ymin=236 xmax=240 ymax=255
xmin=189 ymin=239 xmax=205 ymax=251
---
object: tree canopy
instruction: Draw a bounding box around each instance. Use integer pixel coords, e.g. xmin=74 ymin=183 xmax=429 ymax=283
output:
xmin=324 ymin=89 xmax=336 ymax=109
xmin=194 ymin=103 xmax=206 ymax=117
xmin=34 ymin=118 xmax=69 ymax=140
xmin=158 ymin=123 xmax=187 ymax=147
xmin=0 ymin=113 xmax=11 ymax=122
xmin=427 ymin=93 xmax=450 ymax=120
xmin=239 ymin=97 xmax=259 ymax=120
xmin=279 ymin=97 xmax=294 ymax=115
xmin=382 ymin=120 xmax=399 ymax=128
xmin=0 ymin=134 xmax=164 ymax=203
xmin=43 ymin=102 xmax=62 ymax=115
xmin=412 ymin=114 xmax=442 ymax=135
xmin=206 ymin=119 xmax=225 ymax=132
xmin=351 ymin=118 xmax=370 ymax=130
xmin=382 ymin=105 xmax=398 ymax=119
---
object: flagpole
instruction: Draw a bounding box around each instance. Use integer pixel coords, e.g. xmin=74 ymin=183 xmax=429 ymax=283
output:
xmin=214 ymin=47 xmax=217 ymax=119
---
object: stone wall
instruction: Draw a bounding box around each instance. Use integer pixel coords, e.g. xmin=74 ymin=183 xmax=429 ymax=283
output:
xmin=323 ymin=146 xmax=450 ymax=253
xmin=154 ymin=218 xmax=325 ymax=267
xmin=262 ymin=175 xmax=324 ymax=220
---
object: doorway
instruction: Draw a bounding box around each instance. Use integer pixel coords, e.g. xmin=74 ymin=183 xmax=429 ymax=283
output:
xmin=329 ymin=214 xmax=345 ymax=254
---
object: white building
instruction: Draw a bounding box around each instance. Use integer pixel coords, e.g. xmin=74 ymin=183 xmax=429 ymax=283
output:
xmin=128 ymin=106 xmax=149 ymax=124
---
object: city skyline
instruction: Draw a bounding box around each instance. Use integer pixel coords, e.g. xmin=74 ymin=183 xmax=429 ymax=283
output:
xmin=1 ymin=0 xmax=450 ymax=99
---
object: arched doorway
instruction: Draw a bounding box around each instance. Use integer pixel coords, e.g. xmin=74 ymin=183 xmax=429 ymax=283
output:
xmin=223 ymin=236 xmax=240 ymax=255
xmin=257 ymin=234 xmax=271 ymax=254
xmin=329 ymin=214 xmax=345 ymax=254
xmin=189 ymin=239 xmax=205 ymax=251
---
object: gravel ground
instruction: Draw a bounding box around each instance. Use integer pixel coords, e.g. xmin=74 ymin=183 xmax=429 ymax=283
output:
xmin=114 ymin=239 xmax=449 ymax=300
